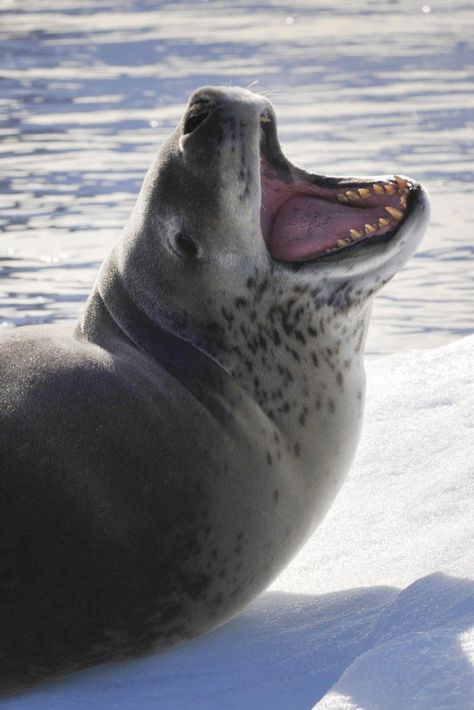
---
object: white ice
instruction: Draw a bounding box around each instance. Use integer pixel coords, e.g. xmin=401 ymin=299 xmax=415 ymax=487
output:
xmin=2 ymin=336 xmax=473 ymax=709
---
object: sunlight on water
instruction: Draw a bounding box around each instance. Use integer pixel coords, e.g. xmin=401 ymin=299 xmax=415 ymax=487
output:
xmin=0 ymin=0 xmax=473 ymax=354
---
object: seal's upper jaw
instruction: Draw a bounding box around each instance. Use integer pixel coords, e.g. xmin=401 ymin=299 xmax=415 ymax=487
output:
xmin=258 ymin=109 xmax=429 ymax=273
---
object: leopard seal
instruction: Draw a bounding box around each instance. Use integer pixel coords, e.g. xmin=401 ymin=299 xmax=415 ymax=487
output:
xmin=0 ymin=86 xmax=429 ymax=693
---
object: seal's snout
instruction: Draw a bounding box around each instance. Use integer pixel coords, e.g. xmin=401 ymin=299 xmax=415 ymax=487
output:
xmin=181 ymin=86 xmax=273 ymax=145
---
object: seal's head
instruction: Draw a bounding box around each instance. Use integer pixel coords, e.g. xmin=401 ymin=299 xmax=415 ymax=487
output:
xmin=100 ymin=85 xmax=429 ymax=354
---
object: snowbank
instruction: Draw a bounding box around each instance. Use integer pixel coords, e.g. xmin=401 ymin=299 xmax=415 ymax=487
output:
xmin=2 ymin=336 xmax=473 ymax=709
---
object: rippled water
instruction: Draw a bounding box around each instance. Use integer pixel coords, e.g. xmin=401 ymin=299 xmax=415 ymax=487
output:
xmin=1 ymin=0 xmax=473 ymax=354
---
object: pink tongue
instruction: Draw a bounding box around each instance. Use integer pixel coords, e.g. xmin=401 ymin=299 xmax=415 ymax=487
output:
xmin=268 ymin=195 xmax=360 ymax=261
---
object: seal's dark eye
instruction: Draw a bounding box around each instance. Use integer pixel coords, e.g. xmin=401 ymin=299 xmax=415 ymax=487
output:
xmin=173 ymin=232 xmax=199 ymax=258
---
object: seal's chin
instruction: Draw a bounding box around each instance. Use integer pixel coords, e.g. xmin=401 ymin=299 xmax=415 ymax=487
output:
xmin=258 ymin=115 xmax=418 ymax=265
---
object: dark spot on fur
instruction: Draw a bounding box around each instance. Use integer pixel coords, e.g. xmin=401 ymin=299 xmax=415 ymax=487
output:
xmin=298 ymin=406 xmax=308 ymax=427
xmin=288 ymin=347 xmax=300 ymax=363
xmin=328 ymin=398 xmax=336 ymax=414
xmin=336 ymin=371 xmax=343 ymax=388
xmin=272 ymin=329 xmax=281 ymax=346
xmin=311 ymin=352 xmax=319 ymax=368
xmin=221 ymin=306 xmax=234 ymax=327
xmin=274 ymin=489 xmax=280 ymax=503
xmin=266 ymin=450 xmax=272 ymax=466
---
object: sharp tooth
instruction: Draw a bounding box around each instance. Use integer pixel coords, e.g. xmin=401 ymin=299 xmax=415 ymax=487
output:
xmin=378 ymin=217 xmax=390 ymax=227
xmin=358 ymin=188 xmax=371 ymax=199
xmin=385 ymin=206 xmax=404 ymax=220
xmin=400 ymin=194 xmax=408 ymax=208
xmin=345 ymin=190 xmax=360 ymax=200
xmin=364 ymin=224 xmax=376 ymax=234
xmin=394 ymin=175 xmax=408 ymax=190
xmin=384 ymin=183 xmax=396 ymax=194
xmin=337 ymin=194 xmax=349 ymax=203
xmin=350 ymin=229 xmax=363 ymax=239
xmin=373 ymin=184 xmax=385 ymax=194
xmin=337 ymin=239 xmax=349 ymax=248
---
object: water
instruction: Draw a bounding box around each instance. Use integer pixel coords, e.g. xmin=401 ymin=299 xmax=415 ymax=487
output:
xmin=0 ymin=0 xmax=473 ymax=354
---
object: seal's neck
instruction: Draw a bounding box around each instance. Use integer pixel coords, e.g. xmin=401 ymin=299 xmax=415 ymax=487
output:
xmin=79 ymin=260 xmax=370 ymax=453
xmin=196 ymin=272 xmax=370 ymax=432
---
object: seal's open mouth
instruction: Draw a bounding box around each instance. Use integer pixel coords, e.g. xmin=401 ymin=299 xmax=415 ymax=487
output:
xmin=259 ymin=112 xmax=414 ymax=263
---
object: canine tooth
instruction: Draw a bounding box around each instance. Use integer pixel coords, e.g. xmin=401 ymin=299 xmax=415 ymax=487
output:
xmin=400 ymin=194 xmax=408 ymax=208
xmin=373 ymin=184 xmax=385 ymax=194
xmin=364 ymin=224 xmax=376 ymax=234
xmin=358 ymin=188 xmax=371 ymax=199
xmin=337 ymin=239 xmax=348 ymax=247
xmin=345 ymin=191 xmax=360 ymax=201
xmin=378 ymin=217 xmax=390 ymax=227
xmin=350 ymin=229 xmax=363 ymax=239
xmin=385 ymin=206 xmax=403 ymax=220
xmin=337 ymin=194 xmax=349 ymax=203
xmin=384 ymin=183 xmax=396 ymax=194
xmin=394 ymin=175 xmax=408 ymax=190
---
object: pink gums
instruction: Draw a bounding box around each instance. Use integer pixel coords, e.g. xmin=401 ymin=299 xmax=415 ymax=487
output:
xmin=260 ymin=164 xmax=403 ymax=262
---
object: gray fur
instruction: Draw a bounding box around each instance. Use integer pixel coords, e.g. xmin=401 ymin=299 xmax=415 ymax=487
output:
xmin=0 ymin=86 xmax=429 ymax=694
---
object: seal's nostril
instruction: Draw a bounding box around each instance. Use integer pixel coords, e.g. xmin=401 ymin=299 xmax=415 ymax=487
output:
xmin=183 ymin=111 xmax=210 ymax=135
xmin=183 ymin=101 xmax=212 ymax=136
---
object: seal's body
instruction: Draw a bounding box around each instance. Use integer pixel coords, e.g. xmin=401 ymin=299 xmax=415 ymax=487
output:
xmin=0 ymin=86 xmax=429 ymax=693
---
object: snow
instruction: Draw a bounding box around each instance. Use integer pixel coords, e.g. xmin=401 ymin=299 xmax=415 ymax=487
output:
xmin=2 ymin=335 xmax=473 ymax=709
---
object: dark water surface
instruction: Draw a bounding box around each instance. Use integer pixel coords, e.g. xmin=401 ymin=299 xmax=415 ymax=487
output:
xmin=1 ymin=0 xmax=473 ymax=354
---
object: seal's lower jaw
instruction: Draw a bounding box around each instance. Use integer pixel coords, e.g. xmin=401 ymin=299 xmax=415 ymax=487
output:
xmin=260 ymin=163 xmax=421 ymax=265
